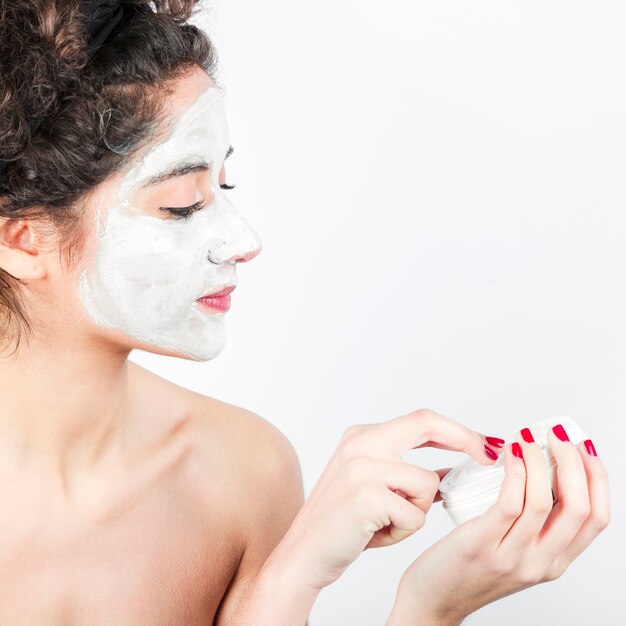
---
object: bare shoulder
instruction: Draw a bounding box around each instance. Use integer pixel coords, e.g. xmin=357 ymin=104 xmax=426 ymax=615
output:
xmin=127 ymin=363 xmax=306 ymax=622
xmin=127 ymin=361 xmax=302 ymax=510
xmin=186 ymin=391 xmax=303 ymax=498
xmin=184 ymin=390 xmax=307 ymax=624
xmin=182 ymin=387 xmax=306 ymax=558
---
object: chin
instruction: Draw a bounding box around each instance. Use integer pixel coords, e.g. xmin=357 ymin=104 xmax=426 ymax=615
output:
xmin=128 ymin=326 xmax=229 ymax=362
xmin=86 ymin=308 xmax=229 ymax=362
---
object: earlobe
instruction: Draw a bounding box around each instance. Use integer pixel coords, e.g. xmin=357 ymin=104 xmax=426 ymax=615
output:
xmin=0 ymin=218 xmax=46 ymax=280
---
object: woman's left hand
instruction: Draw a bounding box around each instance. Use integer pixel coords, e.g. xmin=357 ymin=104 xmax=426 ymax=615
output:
xmin=387 ymin=425 xmax=611 ymax=625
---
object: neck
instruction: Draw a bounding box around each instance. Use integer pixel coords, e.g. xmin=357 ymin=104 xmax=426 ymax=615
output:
xmin=0 ymin=330 xmax=134 ymax=496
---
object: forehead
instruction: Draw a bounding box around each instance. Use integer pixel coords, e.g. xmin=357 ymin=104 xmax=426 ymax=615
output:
xmin=86 ymin=70 xmax=228 ymax=217
xmin=121 ymin=77 xmax=229 ymax=189
xmin=140 ymin=68 xmax=226 ymax=158
xmin=159 ymin=67 xmax=217 ymax=125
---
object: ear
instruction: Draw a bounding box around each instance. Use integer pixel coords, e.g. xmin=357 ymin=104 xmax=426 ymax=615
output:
xmin=0 ymin=217 xmax=46 ymax=280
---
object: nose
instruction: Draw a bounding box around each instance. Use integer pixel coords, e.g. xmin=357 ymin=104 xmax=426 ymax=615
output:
xmin=233 ymin=246 xmax=262 ymax=263
xmin=206 ymin=197 xmax=263 ymax=265
xmin=218 ymin=244 xmax=262 ymax=264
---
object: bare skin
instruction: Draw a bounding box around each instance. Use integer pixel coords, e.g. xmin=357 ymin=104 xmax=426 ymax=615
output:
xmin=0 ymin=361 xmax=304 ymax=625
xmin=0 ymin=67 xmax=305 ymax=624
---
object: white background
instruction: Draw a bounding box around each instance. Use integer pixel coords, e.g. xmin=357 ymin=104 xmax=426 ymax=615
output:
xmin=132 ymin=2 xmax=625 ymax=624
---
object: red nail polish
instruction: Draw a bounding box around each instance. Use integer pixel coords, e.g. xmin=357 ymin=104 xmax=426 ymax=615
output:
xmin=552 ymin=424 xmax=569 ymax=442
xmin=584 ymin=439 xmax=597 ymax=456
xmin=486 ymin=436 xmax=505 ymax=448
xmin=520 ymin=427 xmax=534 ymax=443
xmin=484 ymin=444 xmax=498 ymax=460
xmin=512 ymin=442 xmax=523 ymax=458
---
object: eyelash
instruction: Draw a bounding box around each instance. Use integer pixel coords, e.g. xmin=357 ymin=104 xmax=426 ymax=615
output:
xmin=160 ymin=182 xmax=237 ymax=220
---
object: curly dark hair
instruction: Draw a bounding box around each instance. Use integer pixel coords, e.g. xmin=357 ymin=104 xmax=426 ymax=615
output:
xmin=0 ymin=0 xmax=219 ymax=355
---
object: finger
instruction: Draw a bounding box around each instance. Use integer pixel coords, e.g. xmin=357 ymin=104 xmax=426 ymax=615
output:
xmin=396 ymin=467 xmax=452 ymax=504
xmin=432 ymin=467 xmax=454 ymax=503
xmin=370 ymin=458 xmax=441 ymax=514
xmin=498 ymin=430 xmax=553 ymax=554
xmin=552 ymin=441 xmax=610 ymax=571
xmin=531 ymin=426 xmax=589 ymax=557
xmin=365 ymin=488 xmax=426 ymax=549
xmin=377 ymin=409 xmax=503 ymax=466
xmin=469 ymin=443 xmax=526 ymax=548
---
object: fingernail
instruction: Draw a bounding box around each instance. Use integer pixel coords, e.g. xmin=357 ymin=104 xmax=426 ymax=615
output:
xmin=512 ymin=442 xmax=523 ymax=458
xmin=552 ymin=424 xmax=569 ymax=442
xmin=584 ymin=439 xmax=597 ymax=456
xmin=486 ymin=436 xmax=505 ymax=448
xmin=520 ymin=427 xmax=534 ymax=443
xmin=484 ymin=444 xmax=498 ymax=460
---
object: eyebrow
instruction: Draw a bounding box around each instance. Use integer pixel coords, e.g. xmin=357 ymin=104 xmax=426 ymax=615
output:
xmin=140 ymin=144 xmax=234 ymax=188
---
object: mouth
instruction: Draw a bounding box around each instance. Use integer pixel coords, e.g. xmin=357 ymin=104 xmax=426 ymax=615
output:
xmin=198 ymin=285 xmax=236 ymax=299
xmin=196 ymin=284 xmax=236 ymax=313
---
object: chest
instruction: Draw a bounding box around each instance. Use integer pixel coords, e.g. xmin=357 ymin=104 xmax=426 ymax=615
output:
xmin=0 ymin=464 xmax=242 ymax=624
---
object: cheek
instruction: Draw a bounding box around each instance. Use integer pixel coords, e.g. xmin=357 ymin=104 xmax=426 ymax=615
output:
xmin=90 ymin=211 xmax=208 ymax=312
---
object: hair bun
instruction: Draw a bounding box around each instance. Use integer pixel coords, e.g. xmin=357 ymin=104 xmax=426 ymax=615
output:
xmin=82 ymin=1 xmax=153 ymax=58
xmin=0 ymin=1 xmax=152 ymax=172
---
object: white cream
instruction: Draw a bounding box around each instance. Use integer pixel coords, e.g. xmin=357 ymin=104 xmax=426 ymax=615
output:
xmin=438 ymin=416 xmax=589 ymax=526
xmin=77 ymin=86 xmax=262 ymax=360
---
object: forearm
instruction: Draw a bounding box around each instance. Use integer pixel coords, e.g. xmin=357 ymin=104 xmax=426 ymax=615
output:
xmin=224 ymin=547 xmax=320 ymax=626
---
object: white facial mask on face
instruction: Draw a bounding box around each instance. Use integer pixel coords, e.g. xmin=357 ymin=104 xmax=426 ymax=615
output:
xmin=77 ymin=86 xmax=262 ymax=361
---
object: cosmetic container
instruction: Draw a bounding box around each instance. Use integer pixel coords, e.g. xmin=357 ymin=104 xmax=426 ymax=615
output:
xmin=438 ymin=416 xmax=589 ymax=526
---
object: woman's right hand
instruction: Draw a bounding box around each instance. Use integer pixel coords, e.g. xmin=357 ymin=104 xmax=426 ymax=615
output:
xmin=268 ymin=408 xmax=505 ymax=592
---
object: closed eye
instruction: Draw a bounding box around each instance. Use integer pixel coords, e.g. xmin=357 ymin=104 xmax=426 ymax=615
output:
xmin=159 ymin=182 xmax=237 ymax=220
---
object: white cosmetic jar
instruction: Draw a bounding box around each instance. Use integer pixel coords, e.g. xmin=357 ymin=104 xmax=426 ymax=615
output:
xmin=438 ymin=416 xmax=589 ymax=527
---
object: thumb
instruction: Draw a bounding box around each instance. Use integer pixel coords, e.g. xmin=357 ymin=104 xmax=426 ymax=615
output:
xmin=433 ymin=467 xmax=453 ymax=503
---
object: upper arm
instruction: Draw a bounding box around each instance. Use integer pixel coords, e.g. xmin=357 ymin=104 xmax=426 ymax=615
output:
xmin=213 ymin=412 xmax=305 ymax=626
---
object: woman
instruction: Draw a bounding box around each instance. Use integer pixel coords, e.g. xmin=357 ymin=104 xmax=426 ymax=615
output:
xmin=0 ymin=1 xmax=610 ymax=624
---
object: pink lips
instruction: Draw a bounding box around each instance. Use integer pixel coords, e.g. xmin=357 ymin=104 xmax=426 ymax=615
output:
xmin=197 ymin=285 xmax=236 ymax=313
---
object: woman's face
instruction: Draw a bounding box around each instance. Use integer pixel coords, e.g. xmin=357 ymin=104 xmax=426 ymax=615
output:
xmin=75 ymin=68 xmax=262 ymax=361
